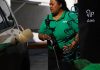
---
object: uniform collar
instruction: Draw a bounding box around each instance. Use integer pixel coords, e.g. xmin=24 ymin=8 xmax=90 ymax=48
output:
xmin=49 ymin=11 xmax=66 ymax=21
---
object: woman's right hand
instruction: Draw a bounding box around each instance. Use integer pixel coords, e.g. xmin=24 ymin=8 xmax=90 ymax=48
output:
xmin=38 ymin=34 xmax=51 ymax=41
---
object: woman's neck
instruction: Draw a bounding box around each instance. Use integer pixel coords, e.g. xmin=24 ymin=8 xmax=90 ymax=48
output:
xmin=53 ymin=9 xmax=64 ymax=20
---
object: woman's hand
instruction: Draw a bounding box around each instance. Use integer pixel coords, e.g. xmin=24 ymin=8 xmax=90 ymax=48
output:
xmin=38 ymin=34 xmax=51 ymax=41
xmin=63 ymin=46 xmax=70 ymax=54
xmin=43 ymin=34 xmax=51 ymax=40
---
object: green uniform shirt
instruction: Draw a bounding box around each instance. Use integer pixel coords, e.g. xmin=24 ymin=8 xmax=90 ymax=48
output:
xmin=39 ymin=11 xmax=78 ymax=49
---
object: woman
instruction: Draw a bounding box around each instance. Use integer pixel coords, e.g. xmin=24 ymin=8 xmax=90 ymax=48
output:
xmin=38 ymin=0 xmax=79 ymax=70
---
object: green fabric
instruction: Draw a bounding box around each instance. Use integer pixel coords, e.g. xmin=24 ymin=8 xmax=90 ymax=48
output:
xmin=74 ymin=59 xmax=100 ymax=70
xmin=0 ymin=44 xmax=10 ymax=51
xmin=39 ymin=11 xmax=78 ymax=49
xmin=82 ymin=64 xmax=100 ymax=70
xmin=74 ymin=59 xmax=91 ymax=70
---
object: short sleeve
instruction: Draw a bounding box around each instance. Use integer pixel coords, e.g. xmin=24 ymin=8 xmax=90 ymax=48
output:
xmin=69 ymin=12 xmax=79 ymax=33
xmin=39 ymin=19 xmax=46 ymax=34
xmin=39 ymin=16 xmax=52 ymax=35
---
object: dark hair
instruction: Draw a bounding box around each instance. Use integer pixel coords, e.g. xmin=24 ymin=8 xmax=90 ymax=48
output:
xmin=56 ymin=0 xmax=69 ymax=11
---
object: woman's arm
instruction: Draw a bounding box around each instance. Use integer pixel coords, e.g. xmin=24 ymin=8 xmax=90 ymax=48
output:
xmin=63 ymin=33 xmax=79 ymax=52
xmin=70 ymin=33 xmax=79 ymax=48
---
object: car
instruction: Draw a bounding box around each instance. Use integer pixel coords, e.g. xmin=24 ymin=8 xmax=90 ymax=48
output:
xmin=0 ymin=0 xmax=30 ymax=70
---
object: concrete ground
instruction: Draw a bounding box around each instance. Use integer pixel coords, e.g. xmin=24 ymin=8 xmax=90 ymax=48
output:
xmin=29 ymin=48 xmax=48 ymax=70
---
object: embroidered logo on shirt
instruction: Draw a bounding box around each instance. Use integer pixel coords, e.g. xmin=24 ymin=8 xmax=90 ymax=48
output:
xmin=63 ymin=21 xmax=68 ymax=23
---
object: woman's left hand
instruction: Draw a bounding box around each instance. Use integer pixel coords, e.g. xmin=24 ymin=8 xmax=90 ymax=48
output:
xmin=63 ymin=45 xmax=71 ymax=54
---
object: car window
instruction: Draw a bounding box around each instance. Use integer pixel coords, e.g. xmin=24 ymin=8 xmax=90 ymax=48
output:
xmin=0 ymin=15 xmax=3 ymax=23
xmin=0 ymin=0 xmax=14 ymax=32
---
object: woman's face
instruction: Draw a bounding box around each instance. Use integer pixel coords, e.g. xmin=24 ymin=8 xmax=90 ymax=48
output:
xmin=49 ymin=0 xmax=62 ymax=15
